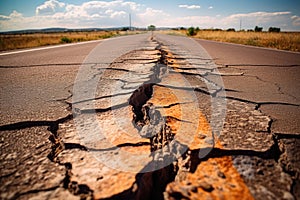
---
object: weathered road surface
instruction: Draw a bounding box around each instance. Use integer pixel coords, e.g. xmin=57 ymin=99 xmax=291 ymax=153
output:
xmin=0 ymin=33 xmax=299 ymax=200
xmin=196 ymin=39 xmax=300 ymax=134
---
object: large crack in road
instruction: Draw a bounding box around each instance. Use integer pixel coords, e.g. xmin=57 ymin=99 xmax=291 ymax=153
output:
xmin=0 ymin=33 xmax=299 ymax=200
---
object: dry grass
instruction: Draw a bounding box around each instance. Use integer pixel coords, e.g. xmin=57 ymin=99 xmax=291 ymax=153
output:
xmin=2 ymin=30 xmax=299 ymax=52
xmin=0 ymin=31 xmax=143 ymax=51
xmin=164 ymin=30 xmax=300 ymax=52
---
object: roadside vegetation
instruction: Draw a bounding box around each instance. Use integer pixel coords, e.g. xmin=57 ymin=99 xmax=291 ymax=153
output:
xmin=0 ymin=30 xmax=143 ymax=51
xmin=167 ymin=28 xmax=300 ymax=52
xmin=1 ymin=27 xmax=300 ymax=52
xmin=194 ymin=30 xmax=300 ymax=52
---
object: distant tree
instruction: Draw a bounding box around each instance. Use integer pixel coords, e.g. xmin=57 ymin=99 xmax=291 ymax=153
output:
xmin=227 ymin=28 xmax=236 ymax=32
xmin=148 ymin=25 xmax=156 ymax=31
xmin=187 ymin=27 xmax=199 ymax=36
xmin=121 ymin=27 xmax=130 ymax=31
xmin=180 ymin=27 xmax=186 ymax=30
xmin=254 ymin=26 xmax=263 ymax=32
xmin=268 ymin=27 xmax=281 ymax=32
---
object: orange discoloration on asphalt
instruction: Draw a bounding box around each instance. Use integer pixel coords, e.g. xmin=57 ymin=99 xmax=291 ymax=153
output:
xmin=149 ymin=49 xmax=254 ymax=199
xmin=96 ymin=107 xmax=150 ymax=154
xmin=166 ymin=154 xmax=255 ymax=200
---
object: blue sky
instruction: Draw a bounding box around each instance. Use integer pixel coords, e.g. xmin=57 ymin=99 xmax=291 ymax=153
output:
xmin=0 ymin=0 xmax=299 ymax=31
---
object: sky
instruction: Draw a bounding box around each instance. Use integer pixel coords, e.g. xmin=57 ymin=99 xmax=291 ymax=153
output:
xmin=0 ymin=0 xmax=299 ymax=31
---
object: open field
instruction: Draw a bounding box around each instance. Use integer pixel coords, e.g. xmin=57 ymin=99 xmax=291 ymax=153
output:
xmin=1 ymin=29 xmax=300 ymax=52
xmin=165 ymin=30 xmax=300 ymax=52
xmin=0 ymin=30 xmax=144 ymax=51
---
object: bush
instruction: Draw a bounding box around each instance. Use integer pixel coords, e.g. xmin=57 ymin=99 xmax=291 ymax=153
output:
xmin=147 ymin=25 xmax=156 ymax=31
xmin=254 ymin=26 xmax=263 ymax=32
xmin=121 ymin=27 xmax=130 ymax=31
xmin=269 ymin=27 xmax=281 ymax=32
xmin=227 ymin=28 xmax=236 ymax=32
xmin=187 ymin=27 xmax=199 ymax=36
xmin=60 ymin=36 xmax=72 ymax=43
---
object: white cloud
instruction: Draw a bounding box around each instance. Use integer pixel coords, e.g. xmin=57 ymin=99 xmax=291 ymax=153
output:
xmin=228 ymin=11 xmax=291 ymax=19
xmin=223 ymin=11 xmax=292 ymax=30
xmin=9 ymin=10 xmax=24 ymax=18
xmin=157 ymin=15 xmax=216 ymax=28
xmin=139 ymin=8 xmax=168 ymax=17
xmin=291 ymin=15 xmax=300 ymax=26
xmin=110 ymin=11 xmax=127 ymax=18
xmin=136 ymin=8 xmax=169 ymax=25
xmin=153 ymin=11 xmax=296 ymax=31
xmin=120 ymin=1 xmax=140 ymax=11
xmin=36 ymin=0 xmax=65 ymax=15
xmin=48 ymin=0 xmax=140 ymax=25
xmin=0 ymin=2 xmax=299 ymax=31
xmin=179 ymin=5 xmax=201 ymax=9
xmin=0 ymin=15 xmax=10 ymax=20
xmin=0 ymin=0 xmax=169 ymax=30
xmin=208 ymin=6 xmax=213 ymax=9
xmin=0 ymin=10 xmax=39 ymax=31
xmin=0 ymin=10 xmax=24 ymax=30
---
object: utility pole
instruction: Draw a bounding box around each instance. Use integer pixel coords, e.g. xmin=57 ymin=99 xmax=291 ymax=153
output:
xmin=240 ymin=19 xmax=242 ymax=31
xmin=129 ymin=13 xmax=131 ymax=31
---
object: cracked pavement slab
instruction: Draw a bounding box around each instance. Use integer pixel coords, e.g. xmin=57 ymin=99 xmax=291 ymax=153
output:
xmin=0 ymin=66 xmax=75 ymax=126
xmin=197 ymin=39 xmax=300 ymax=200
xmin=0 ymin=33 xmax=299 ymax=200
xmin=197 ymin=39 xmax=300 ymax=134
xmin=0 ymin=127 xmax=66 ymax=199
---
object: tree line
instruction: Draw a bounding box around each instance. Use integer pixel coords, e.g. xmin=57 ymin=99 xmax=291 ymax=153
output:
xmin=185 ymin=26 xmax=281 ymax=36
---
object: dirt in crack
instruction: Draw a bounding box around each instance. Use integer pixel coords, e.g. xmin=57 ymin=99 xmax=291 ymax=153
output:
xmin=45 ymin=116 xmax=94 ymax=199
xmin=129 ymin=44 xmax=168 ymax=129
xmin=128 ymin=44 xmax=184 ymax=200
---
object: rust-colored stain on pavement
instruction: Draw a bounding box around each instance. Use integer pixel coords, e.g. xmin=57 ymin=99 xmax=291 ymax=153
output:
xmin=148 ymin=50 xmax=254 ymax=199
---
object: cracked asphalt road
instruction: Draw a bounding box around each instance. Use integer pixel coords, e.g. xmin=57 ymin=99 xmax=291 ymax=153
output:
xmin=0 ymin=33 xmax=299 ymax=200
xmin=0 ymin=41 xmax=101 ymax=126
xmin=197 ymin=39 xmax=300 ymax=134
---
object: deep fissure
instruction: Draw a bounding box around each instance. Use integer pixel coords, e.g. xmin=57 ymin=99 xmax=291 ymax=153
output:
xmin=45 ymin=116 xmax=95 ymax=199
xmin=128 ymin=43 xmax=181 ymax=199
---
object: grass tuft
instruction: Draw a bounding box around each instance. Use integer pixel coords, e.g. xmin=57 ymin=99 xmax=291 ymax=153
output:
xmin=60 ymin=36 xmax=72 ymax=43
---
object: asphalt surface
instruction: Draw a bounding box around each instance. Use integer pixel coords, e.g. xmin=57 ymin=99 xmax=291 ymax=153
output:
xmin=0 ymin=33 xmax=299 ymax=200
xmin=0 ymin=41 xmax=101 ymax=126
xmin=196 ymin=39 xmax=300 ymax=134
